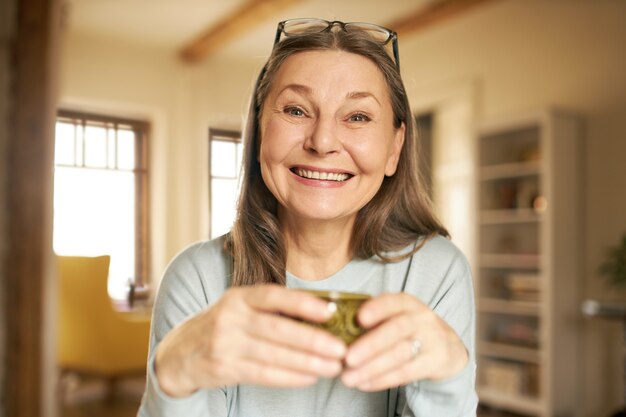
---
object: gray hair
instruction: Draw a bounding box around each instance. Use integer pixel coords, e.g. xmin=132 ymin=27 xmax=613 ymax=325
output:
xmin=225 ymin=28 xmax=448 ymax=286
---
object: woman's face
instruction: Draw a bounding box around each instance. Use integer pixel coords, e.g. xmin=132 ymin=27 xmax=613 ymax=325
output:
xmin=259 ymin=50 xmax=405 ymax=225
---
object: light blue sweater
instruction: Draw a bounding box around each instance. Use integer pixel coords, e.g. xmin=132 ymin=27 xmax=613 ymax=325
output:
xmin=139 ymin=235 xmax=477 ymax=416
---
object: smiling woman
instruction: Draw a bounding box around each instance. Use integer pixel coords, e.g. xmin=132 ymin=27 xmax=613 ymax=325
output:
xmin=139 ymin=19 xmax=477 ymax=417
xmin=257 ymin=51 xmax=405 ymax=262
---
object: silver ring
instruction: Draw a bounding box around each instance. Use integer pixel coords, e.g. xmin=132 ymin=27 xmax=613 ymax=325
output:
xmin=409 ymin=338 xmax=422 ymax=360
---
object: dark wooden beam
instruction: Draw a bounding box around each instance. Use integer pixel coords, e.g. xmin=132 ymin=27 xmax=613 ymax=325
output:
xmin=5 ymin=0 xmax=60 ymax=415
xmin=388 ymin=0 xmax=499 ymax=37
xmin=179 ymin=0 xmax=302 ymax=63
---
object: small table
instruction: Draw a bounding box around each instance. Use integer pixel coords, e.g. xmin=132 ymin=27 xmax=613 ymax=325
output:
xmin=111 ymin=285 xmax=152 ymax=316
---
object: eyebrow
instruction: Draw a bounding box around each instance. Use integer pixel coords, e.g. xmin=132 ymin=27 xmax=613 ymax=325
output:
xmin=277 ymin=83 xmax=313 ymax=97
xmin=346 ymin=91 xmax=381 ymax=107
xmin=277 ymin=84 xmax=381 ymax=107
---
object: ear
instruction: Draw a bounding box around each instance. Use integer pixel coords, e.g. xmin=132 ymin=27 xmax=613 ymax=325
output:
xmin=384 ymin=122 xmax=405 ymax=176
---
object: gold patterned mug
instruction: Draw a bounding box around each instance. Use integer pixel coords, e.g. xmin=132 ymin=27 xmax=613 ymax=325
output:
xmin=301 ymin=290 xmax=371 ymax=345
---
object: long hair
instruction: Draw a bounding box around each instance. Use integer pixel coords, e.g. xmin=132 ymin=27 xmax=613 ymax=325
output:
xmin=225 ymin=29 xmax=448 ymax=286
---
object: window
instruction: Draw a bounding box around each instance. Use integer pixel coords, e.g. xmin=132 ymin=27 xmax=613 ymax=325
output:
xmin=209 ymin=128 xmax=242 ymax=239
xmin=53 ymin=111 xmax=149 ymax=300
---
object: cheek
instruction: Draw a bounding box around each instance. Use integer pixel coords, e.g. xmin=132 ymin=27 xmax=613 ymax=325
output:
xmin=259 ymin=119 xmax=294 ymax=167
xmin=259 ymin=141 xmax=282 ymax=172
xmin=349 ymin=137 xmax=395 ymax=174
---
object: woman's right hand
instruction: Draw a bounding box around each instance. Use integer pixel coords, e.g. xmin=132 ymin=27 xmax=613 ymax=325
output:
xmin=154 ymin=285 xmax=347 ymax=398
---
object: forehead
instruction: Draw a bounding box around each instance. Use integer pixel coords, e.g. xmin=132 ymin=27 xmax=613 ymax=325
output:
xmin=269 ymin=50 xmax=390 ymax=99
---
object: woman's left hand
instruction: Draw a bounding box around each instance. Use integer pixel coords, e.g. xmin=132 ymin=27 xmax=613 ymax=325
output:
xmin=340 ymin=292 xmax=468 ymax=391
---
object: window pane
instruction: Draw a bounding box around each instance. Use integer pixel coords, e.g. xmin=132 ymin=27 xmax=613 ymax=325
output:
xmin=84 ymin=124 xmax=107 ymax=168
xmin=117 ymin=129 xmax=136 ymax=170
xmin=211 ymin=178 xmax=238 ymax=238
xmin=236 ymin=142 xmax=243 ymax=173
xmin=76 ymin=124 xmax=84 ymax=166
xmin=55 ymin=122 xmax=76 ymax=165
xmin=211 ymin=140 xmax=237 ymax=178
xmin=107 ymin=127 xmax=116 ymax=169
xmin=53 ymin=166 xmax=135 ymax=299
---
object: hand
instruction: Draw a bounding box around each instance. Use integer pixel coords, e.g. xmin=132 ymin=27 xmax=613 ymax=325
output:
xmin=155 ymin=285 xmax=347 ymax=397
xmin=340 ymin=292 xmax=468 ymax=391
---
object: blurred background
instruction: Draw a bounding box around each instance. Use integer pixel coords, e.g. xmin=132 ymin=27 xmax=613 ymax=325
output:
xmin=2 ymin=0 xmax=626 ymax=416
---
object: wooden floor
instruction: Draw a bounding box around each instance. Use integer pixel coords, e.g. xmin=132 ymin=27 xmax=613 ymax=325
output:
xmin=61 ymin=398 xmax=141 ymax=417
xmin=59 ymin=374 xmax=144 ymax=417
xmin=57 ymin=375 xmax=530 ymax=417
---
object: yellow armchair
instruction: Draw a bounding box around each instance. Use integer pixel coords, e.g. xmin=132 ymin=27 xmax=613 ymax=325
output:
xmin=56 ymin=255 xmax=151 ymax=395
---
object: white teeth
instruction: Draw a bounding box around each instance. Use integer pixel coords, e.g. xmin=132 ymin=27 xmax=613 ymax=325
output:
xmin=296 ymin=168 xmax=349 ymax=182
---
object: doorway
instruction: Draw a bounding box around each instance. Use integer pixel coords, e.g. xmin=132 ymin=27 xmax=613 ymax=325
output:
xmin=410 ymin=81 xmax=477 ymax=264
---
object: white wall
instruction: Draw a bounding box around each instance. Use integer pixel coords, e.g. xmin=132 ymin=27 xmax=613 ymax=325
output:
xmin=60 ymin=1 xmax=626 ymax=415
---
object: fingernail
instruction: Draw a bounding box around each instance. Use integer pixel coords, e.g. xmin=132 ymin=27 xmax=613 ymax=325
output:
xmin=326 ymin=301 xmax=337 ymax=316
xmin=333 ymin=342 xmax=346 ymax=357
xmin=342 ymin=371 xmax=359 ymax=387
xmin=345 ymin=350 xmax=360 ymax=367
xmin=327 ymin=361 xmax=343 ymax=376
xmin=357 ymin=309 xmax=370 ymax=326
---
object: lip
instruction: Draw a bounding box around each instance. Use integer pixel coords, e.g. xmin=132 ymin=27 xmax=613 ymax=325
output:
xmin=289 ymin=165 xmax=354 ymax=188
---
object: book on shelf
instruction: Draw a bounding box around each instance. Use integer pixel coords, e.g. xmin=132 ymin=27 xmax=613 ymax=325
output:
xmin=485 ymin=178 xmax=540 ymax=211
xmin=481 ymin=359 xmax=539 ymax=398
xmin=490 ymin=317 xmax=539 ymax=348
xmin=506 ymin=272 xmax=541 ymax=302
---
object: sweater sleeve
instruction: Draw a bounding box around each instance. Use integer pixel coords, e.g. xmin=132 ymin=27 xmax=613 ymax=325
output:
xmin=137 ymin=241 xmax=230 ymax=417
xmin=398 ymin=243 xmax=478 ymax=417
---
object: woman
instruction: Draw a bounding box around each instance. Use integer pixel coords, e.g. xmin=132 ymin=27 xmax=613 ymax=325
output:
xmin=139 ymin=19 xmax=477 ymax=416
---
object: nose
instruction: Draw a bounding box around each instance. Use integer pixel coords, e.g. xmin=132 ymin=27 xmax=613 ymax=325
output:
xmin=303 ymin=116 xmax=341 ymax=155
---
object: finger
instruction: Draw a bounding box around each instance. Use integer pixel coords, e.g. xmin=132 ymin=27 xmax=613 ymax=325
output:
xmin=354 ymin=355 xmax=436 ymax=392
xmin=241 ymin=336 xmax=343 ymax=379
xmin=164 ymin=346 xmax=325 ymax=394
xmin=236 ymin=358 xmax=319 ymax=388
xmin=246 ymin=311 xmax=346 ymax=359
xmin=341 ymin=341 xmax=412 ymax=388
xmin=357 ymin=292 xmax=425 ymax=328
xmin=245 ymin=285 xmax=335 ymax=323
xmin=345 ymin=312 xmax=417 ymax=367
xmin=165 ymin=318 xmax=342 ymax=391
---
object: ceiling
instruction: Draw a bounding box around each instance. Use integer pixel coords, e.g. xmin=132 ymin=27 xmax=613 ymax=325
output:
xmin=64 ymin=0 xmax=436 ymax=60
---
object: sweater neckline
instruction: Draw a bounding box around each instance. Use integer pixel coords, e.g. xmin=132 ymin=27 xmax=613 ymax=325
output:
xmin=286 ymin=256 xmax=374 ymax=289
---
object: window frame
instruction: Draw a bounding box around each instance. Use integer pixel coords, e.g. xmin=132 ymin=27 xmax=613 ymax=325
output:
xmin=55 ymin=109 xmax=151 ymax=286
xmin=208 ymin=127 xmax=242 ymax=239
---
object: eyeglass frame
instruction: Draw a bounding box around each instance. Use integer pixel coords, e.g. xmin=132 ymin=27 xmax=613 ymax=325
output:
xmin=272 ymin=18 xmax=400 ymax=70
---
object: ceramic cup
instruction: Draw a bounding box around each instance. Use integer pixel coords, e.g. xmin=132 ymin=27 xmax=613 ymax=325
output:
xmin=301 ymin=289 xmax=371 ymax=345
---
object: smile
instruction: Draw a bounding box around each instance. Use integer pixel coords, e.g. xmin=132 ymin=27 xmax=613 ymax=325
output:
xmin=292 ymin=168 xmax=352 ymax=182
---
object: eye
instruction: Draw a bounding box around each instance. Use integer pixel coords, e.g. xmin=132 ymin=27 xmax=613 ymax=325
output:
xmin=348 ymin=113 xmax=371 ymax=123
xmin=284 ymin=106 xmax=306 ymax=117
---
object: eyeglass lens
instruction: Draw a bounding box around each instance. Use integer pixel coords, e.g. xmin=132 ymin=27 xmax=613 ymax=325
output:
xmin=282 ymin=19 xmax=393 ymax=44
xmin=276 ymin=19 xmax=399 ymax=69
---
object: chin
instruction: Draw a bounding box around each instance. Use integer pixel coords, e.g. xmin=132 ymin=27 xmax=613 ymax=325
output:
xmin=290 ymin=205 xmax=356 ymax=223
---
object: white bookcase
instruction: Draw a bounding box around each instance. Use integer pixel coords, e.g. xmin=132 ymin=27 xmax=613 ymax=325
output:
xmin=475 ymin=110 xmax=583 ymax=417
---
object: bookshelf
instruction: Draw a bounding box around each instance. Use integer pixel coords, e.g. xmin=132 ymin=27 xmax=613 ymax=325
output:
xmin=475 ymin=110 xmax=583 ymax=417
